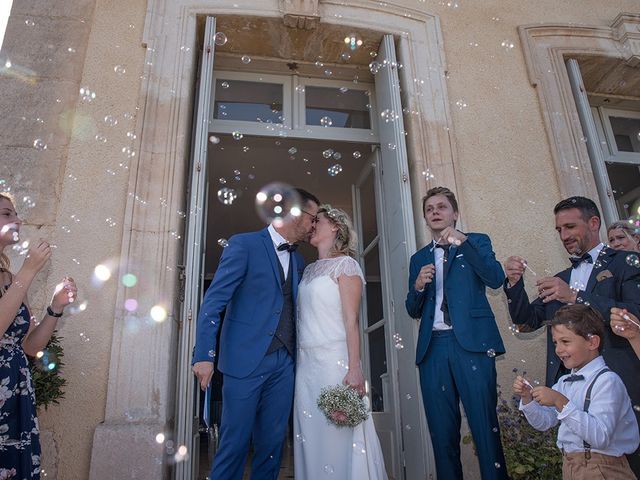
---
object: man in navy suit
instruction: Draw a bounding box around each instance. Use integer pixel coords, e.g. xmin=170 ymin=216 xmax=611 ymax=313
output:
xmin=192 ymin=188 xmax=319 ymax=480
xmin=504 ymin=196 xmax=640 ymax=474
xmin=406 ymin=186 xmax=508 ymax=480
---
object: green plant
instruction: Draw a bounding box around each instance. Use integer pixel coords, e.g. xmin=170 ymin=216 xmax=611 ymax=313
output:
xmin=463 ymin=388 xmax=562 ymax=479
xmin=29 ymin=333 xmax=67 ymax=410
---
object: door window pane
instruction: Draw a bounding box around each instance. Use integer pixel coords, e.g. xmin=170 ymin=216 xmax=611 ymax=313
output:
xmin=360 ymin=171 xmax=377 ymax=248
xmin=214 ymin=80 xmax=283 ymax=123
xmin=368 ymin=326 xmax=387 ymax=412
xmin=610 ymin=116 xmax=640 ymax=153
xmin=605 ymin=162 xmax=640 ymax=219
xmin=305 ymin=86 xmax=371 ymax=129
xmin=363 ymin=245 xmax=383 ymax=328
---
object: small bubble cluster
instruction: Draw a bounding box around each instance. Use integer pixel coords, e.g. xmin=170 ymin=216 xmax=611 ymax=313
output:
xmin=327 ymin=164 xmax=343 ymax=177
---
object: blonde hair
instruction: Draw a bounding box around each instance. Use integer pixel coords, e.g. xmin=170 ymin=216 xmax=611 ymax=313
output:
xmin=607 ymin=220 xmax=639 ymax=235
xmin=607 ymin=220 xmax=640 ymax=249
xmin=0 ymin=192 xmax=15 ymax=271
xmin=318 ymin=205 xmax=358 ymax=258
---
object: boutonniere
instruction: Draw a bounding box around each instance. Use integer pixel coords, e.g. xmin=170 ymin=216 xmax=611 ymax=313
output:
xmin=596 ymin=270 xmax=613 ymax=282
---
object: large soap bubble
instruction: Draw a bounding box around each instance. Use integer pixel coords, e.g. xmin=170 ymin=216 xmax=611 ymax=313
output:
xmin=255 ymin=182 xmax=302 ymax=228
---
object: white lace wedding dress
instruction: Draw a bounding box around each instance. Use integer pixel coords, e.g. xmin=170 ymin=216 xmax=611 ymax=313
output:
xmin=293 ymin=256 xmax=388 ymax=479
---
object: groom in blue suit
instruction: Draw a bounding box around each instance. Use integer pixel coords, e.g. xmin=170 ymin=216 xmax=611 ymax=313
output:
xmin=406 ymin=187 xmax=508 ymax=480
xmin=192 ymin=188 xmax=320 ymax=480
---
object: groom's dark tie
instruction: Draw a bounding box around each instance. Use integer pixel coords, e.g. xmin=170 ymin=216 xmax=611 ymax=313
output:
xmin=436 ymin=244 xmax=451 ymax=326
xmin=569 ymin=252 xmax=593 ymax=268
xmin=277 ymin=242 xmax=298 ymax=253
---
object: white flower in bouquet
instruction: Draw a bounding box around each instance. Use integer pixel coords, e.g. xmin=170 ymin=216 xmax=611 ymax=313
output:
xmin=317 ymin=384 xmax=369 ymax=428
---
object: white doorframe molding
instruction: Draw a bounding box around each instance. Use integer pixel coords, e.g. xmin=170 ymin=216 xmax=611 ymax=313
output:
xmin=89 ymin=1 xmax=457 ymax=476
xmin=518 ymin=13 xmax=640 ymax=202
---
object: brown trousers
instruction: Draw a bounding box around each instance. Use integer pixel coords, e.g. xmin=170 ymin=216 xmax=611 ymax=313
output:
xmin=562 ymin=451 xmax=637 ymax=480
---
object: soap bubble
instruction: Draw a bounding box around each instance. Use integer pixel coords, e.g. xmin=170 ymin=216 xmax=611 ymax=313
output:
xmin=209 ymin=135 xmax=220 ymax=144
xmin=114 ymin=65 xmax=126 ymax=75
xmin=500 ymin=40 xmax=515 ymax=50
xmin=221 ymin=81 xmax=230 ymax=89
xmin=241 ymin=55 xmax=251 ymax=64
xmin=352 ymin=442 xmax=366 ymax=455
xmin=322 ymin=149 xmax=334 ymax=159
xmin=327 ymin=164 xmax=343 ymax=177
xmin=626 ymin=254 xmax=639 ymax=268
xmin=232 ymin=131 xmax=243 ymax=140
xmin=214 ymin=32 xmax=227 ymax=46
xmin=218 ymin=238 xmax=229 ymax=248
xmin=323 ymin=465 xmax=334 ymax=474
xmin=487 ymin=349 xmax=496 ymax=358
xmin=150 ymin=305 xmax=167 ymax=323
xmin=255 ymin=182 xmax=302 ymax=227
xmin=217 ymin=187 xmax=239 ymax=205
xmin=353 ymin=151 xmax=361 ymax=159
xmin=104 ymin=115 xmax=118 ymax=127
xmin=369 ymin=61 xmax=381 ymax=74
xmin=320 ymin=116 xmax=333 ymax=127
xmin=33 ymin=139 xmax=47 ymax=151
xmin=79 ymin=86 xmax=96 ymax=103
xmin=380 ymin=109 xmax=398 ymax=123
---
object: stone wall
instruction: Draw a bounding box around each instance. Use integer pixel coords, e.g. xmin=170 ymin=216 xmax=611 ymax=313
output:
xmin=0 ymin=0 xmax=638 ymax=478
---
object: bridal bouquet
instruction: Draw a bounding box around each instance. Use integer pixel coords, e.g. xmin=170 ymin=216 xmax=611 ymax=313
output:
xmin=317 ymin=384 xmax=369 ymax=428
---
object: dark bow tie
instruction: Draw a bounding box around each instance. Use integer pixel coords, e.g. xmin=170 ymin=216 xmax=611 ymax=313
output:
xmin=277 ymin=242 xmax=298 ymax=253
xmin=569 ymin=253 xmax=593 ymax=268
xmin=435 ymin=243 xmax=450 ymax=251
xmin=563 ymin=374 xmax=585 ymax=383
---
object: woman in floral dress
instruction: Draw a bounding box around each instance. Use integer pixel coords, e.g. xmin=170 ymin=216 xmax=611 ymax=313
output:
xmin=0 ymin=193 xmax=77 ymax=479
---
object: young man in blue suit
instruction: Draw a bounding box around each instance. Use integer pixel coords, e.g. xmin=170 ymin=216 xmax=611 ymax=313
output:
xmin=192 ymin=188 xmax=319 ymax=480
xmin=504 ymin=196 xmax=640 ymax=475
xmin=406 ymin=186 xmax=508 ymax=480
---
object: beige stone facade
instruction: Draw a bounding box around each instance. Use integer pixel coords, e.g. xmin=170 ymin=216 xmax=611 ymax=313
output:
xmin=1 ymin=0 xmax=639 ymax=479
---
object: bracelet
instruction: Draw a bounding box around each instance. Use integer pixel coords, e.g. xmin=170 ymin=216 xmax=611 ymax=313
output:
xmin=46 ymin=306 xmax=63 ymax=318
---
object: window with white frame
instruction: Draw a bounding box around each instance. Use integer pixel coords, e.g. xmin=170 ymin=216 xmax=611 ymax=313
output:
xmin=592 ymin=106 xmax=640 ymax=220
xmin=210 ymin=71 xmax=377 ymax=143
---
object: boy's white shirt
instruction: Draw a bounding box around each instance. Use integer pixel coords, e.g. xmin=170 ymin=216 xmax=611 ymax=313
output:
xmin=519 ymin=355 xmax=639 ymax=456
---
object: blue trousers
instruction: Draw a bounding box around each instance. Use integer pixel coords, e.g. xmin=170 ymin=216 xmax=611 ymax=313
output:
xmin=211 ymin=348 xmax=294 ymax=480
xmin=419 ymin=330 xmax=508 ymax=480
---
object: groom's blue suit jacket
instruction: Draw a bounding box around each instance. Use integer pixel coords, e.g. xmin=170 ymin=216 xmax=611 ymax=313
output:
xmin=405 ymin=233 xmax=506 ymax=365
xmin=192 ymin=228 xmax=304 ymax=378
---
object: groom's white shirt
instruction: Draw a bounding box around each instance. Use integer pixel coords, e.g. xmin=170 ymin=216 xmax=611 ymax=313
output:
xmin=268 ymin=223 xmax=290 ymax=280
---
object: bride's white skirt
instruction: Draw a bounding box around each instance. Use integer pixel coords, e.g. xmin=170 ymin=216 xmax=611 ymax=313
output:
xmin=293 ymin=344 xmax=388 ymax=480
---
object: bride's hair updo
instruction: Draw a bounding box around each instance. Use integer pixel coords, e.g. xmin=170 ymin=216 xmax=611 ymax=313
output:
xmin=318 ymin=205 xmax=358 ymax=258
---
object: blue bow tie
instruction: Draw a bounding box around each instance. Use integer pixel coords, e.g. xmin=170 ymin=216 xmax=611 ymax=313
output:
xmin=569 ymin=253 xmax=593 ymax=268
xmin=563 ymin=374 xmax=585 ymax=383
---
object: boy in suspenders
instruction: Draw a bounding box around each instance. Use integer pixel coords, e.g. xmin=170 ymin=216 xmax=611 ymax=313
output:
xmin=514 ymin=304 xmax=639 ymax=479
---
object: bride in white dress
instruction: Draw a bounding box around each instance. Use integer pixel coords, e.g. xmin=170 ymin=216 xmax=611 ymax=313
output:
xmin=293 ymin=205 xmax=388 ymax=479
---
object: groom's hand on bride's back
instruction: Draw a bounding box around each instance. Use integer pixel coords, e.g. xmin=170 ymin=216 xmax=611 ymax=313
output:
xmin=193 ymin=361 xmax=214 ymax=391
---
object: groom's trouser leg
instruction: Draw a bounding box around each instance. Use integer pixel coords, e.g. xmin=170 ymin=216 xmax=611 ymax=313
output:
xmin=451 ymin=337 xmax=508 ymax=480
xmin=211 ymin=352 xmax=284 ymax=480
xmin=419 ymin=331 xmax=463 ymax=479
xmin=250 ymin=348 xmax=294 ymax=480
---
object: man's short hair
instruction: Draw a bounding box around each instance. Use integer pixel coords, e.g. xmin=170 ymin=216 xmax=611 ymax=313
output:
xmin=553 ymin=196 xmax=601 ymax=224
xmin=551 ymin=304 xmax=605 ymax=352
xmin=422 ymin=186 xmax=459 ymax=216
xmin=295 ymin=188 xmax=320 ymax=207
